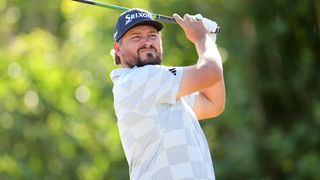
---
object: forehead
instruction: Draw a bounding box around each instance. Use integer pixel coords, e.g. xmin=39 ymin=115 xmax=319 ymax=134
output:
xmin=125 ymin=25 xmax=158 ymax=35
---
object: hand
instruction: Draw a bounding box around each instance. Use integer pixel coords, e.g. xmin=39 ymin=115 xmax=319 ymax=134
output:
xmin=191 ymin=14 xmax=219 ymax=34
xmin=192 ymin=15 xmax=219 ymax=43
xmin=173 ymin=13 xmax=208 ymax=44
xmin=203 ymin=18 xmax=219 ymax=34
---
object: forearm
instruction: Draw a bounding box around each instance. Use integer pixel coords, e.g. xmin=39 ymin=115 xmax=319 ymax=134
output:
xmin=195 ymin=34 xmax=222 ymax=66
xmin=197 ymin=37 xmax=225 ymax=111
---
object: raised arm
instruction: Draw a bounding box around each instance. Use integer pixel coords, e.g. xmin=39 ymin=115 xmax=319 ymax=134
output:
xmin=174 ymin=14 xmax=225 ymax=120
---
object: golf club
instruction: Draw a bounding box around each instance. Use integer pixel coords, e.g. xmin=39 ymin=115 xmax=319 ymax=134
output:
xmin=71 ymin=0 xmax=220 ymax=33
xmin=72 ymin=0 xmax=176 ymax=23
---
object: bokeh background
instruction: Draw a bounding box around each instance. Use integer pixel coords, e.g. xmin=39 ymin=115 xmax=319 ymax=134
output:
xmin=0 ymin=0 xmax=319 ymax=179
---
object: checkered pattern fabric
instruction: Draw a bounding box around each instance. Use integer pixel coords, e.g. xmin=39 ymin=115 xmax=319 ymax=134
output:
xmin=110 ymin=65 xmax=215 ymax=180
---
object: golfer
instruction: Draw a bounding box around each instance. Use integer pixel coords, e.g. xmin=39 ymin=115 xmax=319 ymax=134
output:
xmin=110 ymin=8 xmax=225 ymax=180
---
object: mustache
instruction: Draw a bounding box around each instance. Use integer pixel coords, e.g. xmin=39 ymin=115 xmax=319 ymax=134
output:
xmin=137 ymin=45 xmax=157 ymax=53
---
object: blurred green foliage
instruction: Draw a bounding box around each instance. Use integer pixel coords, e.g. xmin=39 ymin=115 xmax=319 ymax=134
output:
xmin=0 ymin=0 xmax=319 ymax=179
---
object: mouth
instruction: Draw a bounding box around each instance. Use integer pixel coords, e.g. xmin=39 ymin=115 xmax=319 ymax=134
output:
xmin=138 ymin=48 xmax=156 ymax=54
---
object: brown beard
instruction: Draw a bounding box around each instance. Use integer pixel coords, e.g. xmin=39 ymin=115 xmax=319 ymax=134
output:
xmin=127 ymin=45 xmax=162 ymax=68
xmin=134 ymin=52 xmax=162 ymax=67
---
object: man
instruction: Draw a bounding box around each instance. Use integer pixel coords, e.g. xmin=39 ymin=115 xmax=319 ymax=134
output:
xmin=110 ymin=8 xmax=225 ymax=180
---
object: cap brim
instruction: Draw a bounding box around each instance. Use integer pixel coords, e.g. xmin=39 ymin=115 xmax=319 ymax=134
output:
xmin=117 ymin=20 xmax=163 ymax=41
xmin=132 ymin=20 xmax=163 ymax=31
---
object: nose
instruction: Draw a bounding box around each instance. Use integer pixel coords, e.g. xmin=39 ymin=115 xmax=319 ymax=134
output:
xmin=141 ymin=36 xmax=152 ymax=45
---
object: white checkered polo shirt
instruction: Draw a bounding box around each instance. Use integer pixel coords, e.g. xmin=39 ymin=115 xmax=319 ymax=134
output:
xmin=110 ymin=65 xmax=215 ymax=180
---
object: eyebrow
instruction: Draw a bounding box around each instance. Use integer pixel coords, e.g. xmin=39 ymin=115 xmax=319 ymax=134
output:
xmin=128 ymin=29 xmax=159 ymax=35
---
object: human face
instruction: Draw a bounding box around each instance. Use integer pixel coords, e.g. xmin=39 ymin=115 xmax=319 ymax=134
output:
xmin=114 ymin=25 xmax=163 ymax=68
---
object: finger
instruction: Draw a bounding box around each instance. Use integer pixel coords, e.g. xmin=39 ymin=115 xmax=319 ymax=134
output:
xmin=173 ymin=13 xmax=186 ymax=27
xmin=184 ymin=14 xmax=194 ymax=22
xmin=173 ymin=13 xmax=183 ymax=21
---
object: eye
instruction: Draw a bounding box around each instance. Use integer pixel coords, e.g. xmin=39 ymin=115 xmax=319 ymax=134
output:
xmin=149 ymin=33 xmax=158 ymax=39
xmin=131 ymin=35 xmax=140 ymax=40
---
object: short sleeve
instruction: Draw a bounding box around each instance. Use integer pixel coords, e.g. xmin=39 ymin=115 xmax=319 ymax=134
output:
xmin=182 ymin=93 xmax=197 ymax=108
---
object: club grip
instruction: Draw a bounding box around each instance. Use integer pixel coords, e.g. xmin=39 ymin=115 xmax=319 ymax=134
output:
xmin=155 ymin=14 xmax=177 ymax=24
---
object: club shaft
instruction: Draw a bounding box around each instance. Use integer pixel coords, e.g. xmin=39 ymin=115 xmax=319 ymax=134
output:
xmin=72 ymin=0 xmax=177 ymax=23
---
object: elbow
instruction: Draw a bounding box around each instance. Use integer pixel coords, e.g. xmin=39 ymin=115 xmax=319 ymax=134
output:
xmin=216 ymin=91 xmax=226 ymax=116
xmin=209 ymin=104 xmax=225 ymax=119
xmin=216 ymin=103 xmax=225 ymax=116
xmin=199 ymin=104 xmax=225 ymax=120
xmin=211 ymin=97 xmax=226 ymax=118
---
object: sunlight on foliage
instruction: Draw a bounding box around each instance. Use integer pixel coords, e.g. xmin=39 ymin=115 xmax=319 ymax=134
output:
xmin=0 ymin=0 xmax=319 ymax=179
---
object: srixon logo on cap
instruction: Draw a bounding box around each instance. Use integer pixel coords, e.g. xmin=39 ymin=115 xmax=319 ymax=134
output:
xmin=125 ymin=12 xmax=152 ymax=25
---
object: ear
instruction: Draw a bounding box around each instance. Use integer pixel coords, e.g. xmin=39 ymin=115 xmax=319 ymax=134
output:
xmin=113 ymin=42 xmax=121 ymax=65
xmin=113 ymin=42 xmax=121 ymax=57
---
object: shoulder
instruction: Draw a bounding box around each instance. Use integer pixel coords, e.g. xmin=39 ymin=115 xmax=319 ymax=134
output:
xmin=110 ymin=65 xmax=178 ymax=82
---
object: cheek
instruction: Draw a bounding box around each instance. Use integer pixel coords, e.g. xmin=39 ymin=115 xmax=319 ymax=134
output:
xmin=121 ymin=45 xmax=138 ymax=57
